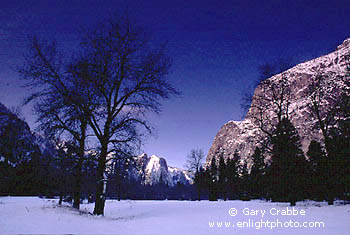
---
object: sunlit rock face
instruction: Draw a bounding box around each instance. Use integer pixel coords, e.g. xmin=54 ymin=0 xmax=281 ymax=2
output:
xmin=134 ymin=153 xmax=192 ymax=186
xmin=206 ymin=39 xmax=350 ymax=165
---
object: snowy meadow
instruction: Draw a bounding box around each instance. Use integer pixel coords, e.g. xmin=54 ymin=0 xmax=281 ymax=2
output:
xmin=1 ymin=197 xmax=349 ymax=235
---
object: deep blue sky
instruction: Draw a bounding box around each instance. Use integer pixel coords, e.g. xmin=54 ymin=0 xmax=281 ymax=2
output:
xmin=1 ymin=0 xmax=350 ymax=168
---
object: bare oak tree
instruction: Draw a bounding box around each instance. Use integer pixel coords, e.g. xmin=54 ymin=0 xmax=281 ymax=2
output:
xmin=249 ymin=73 xmax=292 ymax=151
xmin=185 ymin=148 xmax=205 ymax=176
xmin=19 ymin=37 xmax=93 ymax=209
xmin=241 ymin=60 xmax=293 ymax=116
xmin=20 ymin=14 xmax=178 ymax=215
xmin=74 ymin=15 xmax=179 ymax=215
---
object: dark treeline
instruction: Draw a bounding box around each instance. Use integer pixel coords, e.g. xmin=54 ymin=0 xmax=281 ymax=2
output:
xmin=0 ymin=101 xmax=194 ymax=201
xmin=106 ymin=179 xmax=193 ymax=201
xmin=0 ymin=108 xmax=195 ymax=201
xmin=0 ymin=108 xmax=97 ymax=200
xmin=194 ymin=115 xmax=350 ymax=206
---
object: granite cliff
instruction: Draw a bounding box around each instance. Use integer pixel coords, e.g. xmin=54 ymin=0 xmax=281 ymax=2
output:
xmin=206 ymin=39 xmax=350 ymax=165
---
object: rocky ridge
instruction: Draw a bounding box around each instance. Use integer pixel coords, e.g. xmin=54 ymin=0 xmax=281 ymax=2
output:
xmin=206 ymin=39 xmax=350 ymax=165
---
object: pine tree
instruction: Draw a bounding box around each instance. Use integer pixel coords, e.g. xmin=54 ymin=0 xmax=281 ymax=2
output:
xmin=218 ymin=155 xmax=228 ymax=200
xmin=250 ymin=147 xmax=266 ymax=198
xmin=267 ymin=118 xmax=307 ymax=206
xmin=239 ymin=160 xmax=250 ymax=200
xmin=208 ymin=157 xmax=218 ymax=201
xmin=305 ymin=68 xmax=350 ymax=204
xmin=334 ymin=91 xmax=350 ymax=200
xmin=194 ymin=166 xmax=205 ymax=201
xmin=307 ymin=140 xmax=327 ymax=201
xmin=328 ymin=119 xmax=350 ymax=200
xmin=201 ymin=167 xmax=213 ymax=200
xmin=226 ymin=150 xmax=241 ymax=199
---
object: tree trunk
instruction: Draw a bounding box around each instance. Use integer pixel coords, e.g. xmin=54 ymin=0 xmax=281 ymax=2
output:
xmin=93 ymin=143 xmax=108 ymax=215
xmin=118 ymin=183 xmax=121 ymax=201
xmin=327 ymin=198 xmax=334 ymax=205
xmin=59 ymin=194 xmax=63 ymax=205
xmin=73 ymin=123 xmax=87 ymax=210
xmin=73 ymin=157 xmax=83 ymax=209
xmin=3 ymin=153 xmax=11 ymax=196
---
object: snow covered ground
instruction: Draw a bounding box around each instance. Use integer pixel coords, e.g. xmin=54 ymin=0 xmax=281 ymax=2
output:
xmin=0 ymin=197 xmax=349 ymax=235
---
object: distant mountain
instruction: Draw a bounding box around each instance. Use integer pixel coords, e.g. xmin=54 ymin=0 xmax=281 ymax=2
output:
xmin=206 ymin=38 xmax=350 ymax=165
xmin=134 ymin=153 xmax=192 ymax=186
xmin=0 ymin=102 xmax=40 ymax=166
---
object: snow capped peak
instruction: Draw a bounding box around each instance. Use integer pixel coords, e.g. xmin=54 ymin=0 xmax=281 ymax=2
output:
xmin=145 ymin=155 xmax=169 ymax=185
xmin=145 ymin=155 xmax=168 ymax=172
xmin=135 ymin=153 xmax=192 ymax=186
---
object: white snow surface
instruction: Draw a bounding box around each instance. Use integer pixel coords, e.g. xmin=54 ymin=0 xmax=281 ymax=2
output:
xmin=1 ymin=197 xmax=349 ymax=235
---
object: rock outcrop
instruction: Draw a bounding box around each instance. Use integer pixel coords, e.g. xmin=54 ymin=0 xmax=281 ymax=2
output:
xmin=206 ymin=39 xmax=350 ymax=165
xmin=133 ymin=153 xmax=192 ymax=186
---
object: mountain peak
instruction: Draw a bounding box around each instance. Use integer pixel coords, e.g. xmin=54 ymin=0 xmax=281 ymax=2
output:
xmin=337 ymin=38 xmax=350 ymax=50
xmin=134 ymin=153 xmax=192 ymax=186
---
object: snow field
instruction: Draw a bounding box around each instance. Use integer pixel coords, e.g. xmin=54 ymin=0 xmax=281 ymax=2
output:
xmin=0 ymin=197 xmax=349 ymax=235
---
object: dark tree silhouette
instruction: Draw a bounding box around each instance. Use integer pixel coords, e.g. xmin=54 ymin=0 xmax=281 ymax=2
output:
xmin=248 ymin=73 xmax=292 ymax=153
xmin=19 ymin=36 xmax=94 ymax=209
xmin=19 ymin=14 xmax=178 ymax=215
xmin=208 ymin=157 xmax=218 ymax=201
xmin=185 ymin=149 xmax=205 ymax=175
xmin=186 ymin=148 xmax=205 ymax=200
xmin=306 ymin=66 xmax=350 ymax=204
xmin=73 ymin=15 xmax=179 ymax=215
xmin=239 ymin=159 xmax=250 ymax=200
xmin=267 ymin=118 xmax=307 ymax=206
xmin=326 ymin=91 xmax=350 ymax=200
xmin=306 ymin=140 xmax=327 ymax=201
xmin=0 ymin=103 xmax=42 ymax=195
xmin=249 ymin=147 xmax=266 ymax=198
xmin=226 ymin=150 xmax=241 ymax=199
xmin=241 ymin=60 xmax=294 ymax=116
xmin=107 ymin=152 xmax=135 ymax=201
xmin=218 ymin=154 xmax=228 ymax=200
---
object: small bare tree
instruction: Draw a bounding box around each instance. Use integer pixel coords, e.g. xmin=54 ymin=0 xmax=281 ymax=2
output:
xmin=185 ymin=148 xmax=205 ymax=200
xmin=241 ymin=60 xmax=293 ymax=117
xmin=185 ymin=148 xmax=205 ymax=176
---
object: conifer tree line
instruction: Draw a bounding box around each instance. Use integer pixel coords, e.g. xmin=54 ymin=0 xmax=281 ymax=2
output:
xmin=193 ymin=55 xmax=350 ymax=206
xmin=194 ymin=114 xmax=349 ymax=206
